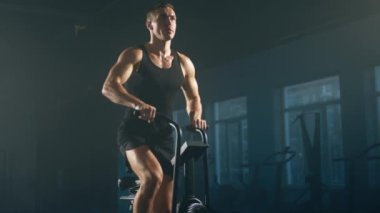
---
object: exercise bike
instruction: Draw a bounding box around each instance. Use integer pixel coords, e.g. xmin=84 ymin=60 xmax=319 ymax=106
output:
xmin=241 ymin=146 xmax=296 ymax=213
xmin=118 ymin=112 xmax=212 ymax=213
xmin=333 ymin=142 xmax=380 ymax=213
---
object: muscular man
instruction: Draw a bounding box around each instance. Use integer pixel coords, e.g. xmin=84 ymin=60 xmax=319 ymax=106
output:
xmin=102 ymin=2 xmax=207 ymax=213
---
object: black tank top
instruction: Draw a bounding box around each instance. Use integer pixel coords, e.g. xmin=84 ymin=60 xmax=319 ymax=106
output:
xmin=126 ymin=45 xmax=185 ymax=118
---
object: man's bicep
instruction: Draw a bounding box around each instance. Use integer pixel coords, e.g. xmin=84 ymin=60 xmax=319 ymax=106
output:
xmin=107 ymin=49 xmax=140 ymax=84
xmin=108 ymin=61 xmax=134 ymax=84
xmin=179 ymin=55 xmax=199 ymax=98
xmin=182 ymin=75 xmax=200 ymax=101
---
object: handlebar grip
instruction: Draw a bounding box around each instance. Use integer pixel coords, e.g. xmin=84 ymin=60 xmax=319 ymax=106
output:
xmin=132 ymin=110 xmax=173 ymax=123
xmin=185 ymin=125 xmax=208 ymax=133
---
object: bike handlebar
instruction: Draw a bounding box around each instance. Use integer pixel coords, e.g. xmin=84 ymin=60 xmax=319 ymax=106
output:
xmin=132 ymin=110 xmax=206 ymax=134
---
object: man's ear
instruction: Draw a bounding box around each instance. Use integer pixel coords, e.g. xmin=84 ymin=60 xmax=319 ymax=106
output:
xmin=146 ymin=20 xmax=153 ymax=31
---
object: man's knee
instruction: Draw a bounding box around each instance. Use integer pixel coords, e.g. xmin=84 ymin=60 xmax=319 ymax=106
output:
xmin=140 ymin=171 xmax=163 ymax=194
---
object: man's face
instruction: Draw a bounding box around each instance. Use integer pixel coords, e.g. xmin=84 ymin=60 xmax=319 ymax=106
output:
xmin=148 ymin=7 xmax=177 ymax=41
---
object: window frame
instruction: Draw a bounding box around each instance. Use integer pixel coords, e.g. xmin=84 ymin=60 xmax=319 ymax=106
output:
xmin=280 ymin=76 xmax=344 ymax=187
xmin=213 ymin=96 xmax=249 ymax=187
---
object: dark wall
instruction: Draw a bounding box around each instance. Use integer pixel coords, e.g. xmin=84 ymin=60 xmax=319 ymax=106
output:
xmin=0 ymin=9 xmax=133 ymax=212
xmin=0 ymin=10 xmax=58 ymax=213
xmin=199 ymin=12 xmax=380 ymax=212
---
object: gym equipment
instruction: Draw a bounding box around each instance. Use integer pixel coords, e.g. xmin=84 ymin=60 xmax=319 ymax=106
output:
xmin=118 ymin=112 xmax=211 ymax=213
xmin=241 ymin=146 xmax=296 ymax=212
xmin=333 ymin=143 xmax=380 ymax=213
xmin=292 ymin=112 xmax=323 ymax=213
xmin=170 ymin=119 xmax=211 ymax=213
xmin=262 ymin=147 xmax=296 ymax=211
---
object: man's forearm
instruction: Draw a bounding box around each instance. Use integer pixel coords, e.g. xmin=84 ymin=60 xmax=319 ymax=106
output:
xmin=102 ymin=82 xmax=144 ymax=109
xmin=187 ymin=99 xmax=202 ymax=120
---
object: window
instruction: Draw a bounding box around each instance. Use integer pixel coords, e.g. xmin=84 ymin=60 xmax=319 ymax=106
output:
xmin=283 ymin=76 xmax=345 ymax=187
xmin=369 ymin=66 xmax=380 ymax=188
xmin=214 ymin=97 xmax=249 ymax=186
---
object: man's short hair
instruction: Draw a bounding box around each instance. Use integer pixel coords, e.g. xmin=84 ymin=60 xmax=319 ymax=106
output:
xmin=146 ymin=2 xmax=175 ymax=21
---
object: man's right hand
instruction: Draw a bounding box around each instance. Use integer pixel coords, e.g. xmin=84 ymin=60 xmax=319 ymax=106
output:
xmin=136 ymin=103 xmax=156 ymax=123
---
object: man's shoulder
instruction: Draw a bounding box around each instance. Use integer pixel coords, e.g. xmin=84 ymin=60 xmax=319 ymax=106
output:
xmin=177 ymin=51 xmax=194 ymax=66
xmin=176 ymin=51 xmax=195 ymax=74
xmin=118 ymin=46 xmax=143 ymax=63
xmin=121 ymin=46 xmax=144 ymax=57
xmin=176 ymin=51 xmax=189 ymax=59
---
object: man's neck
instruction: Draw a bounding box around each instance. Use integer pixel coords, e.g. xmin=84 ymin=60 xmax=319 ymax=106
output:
xmin=146 ymin=39 xmax=172 ymax=57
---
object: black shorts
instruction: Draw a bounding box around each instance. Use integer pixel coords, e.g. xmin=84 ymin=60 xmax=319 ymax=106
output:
xmin=117 ymin=112 xmax=175 ymax=176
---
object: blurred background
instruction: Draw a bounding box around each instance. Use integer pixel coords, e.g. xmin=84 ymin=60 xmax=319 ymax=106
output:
xmin=1 ymin=0 xmax=380 ymax=212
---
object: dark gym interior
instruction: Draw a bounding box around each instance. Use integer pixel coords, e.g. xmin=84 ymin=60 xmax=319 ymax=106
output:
xmin=1 ymin=0 xmax=380 ymax=212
